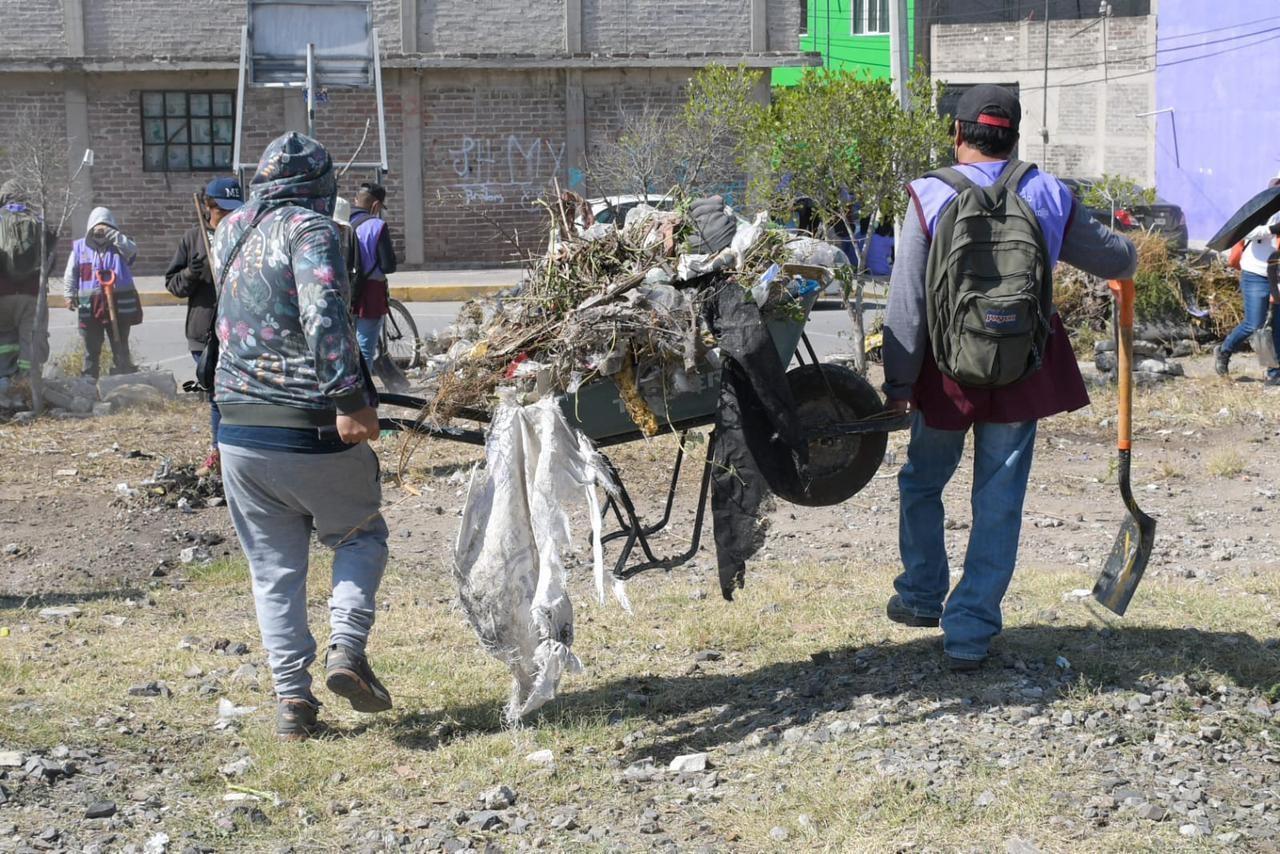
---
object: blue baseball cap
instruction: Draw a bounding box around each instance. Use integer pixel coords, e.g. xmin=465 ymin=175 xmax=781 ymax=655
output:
xmin=205 ymin=176 xmax=244 ymax=211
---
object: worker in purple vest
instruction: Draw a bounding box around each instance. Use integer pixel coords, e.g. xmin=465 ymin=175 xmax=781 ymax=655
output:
xmin=882 ymin=85 xmax=1138 ymax=671
xmin=348 ymin=182 xmax=398 ymax=366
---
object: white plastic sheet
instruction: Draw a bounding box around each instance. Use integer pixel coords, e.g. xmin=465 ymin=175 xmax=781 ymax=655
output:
xmin=453 ymin=397 xmax=625 ymax=723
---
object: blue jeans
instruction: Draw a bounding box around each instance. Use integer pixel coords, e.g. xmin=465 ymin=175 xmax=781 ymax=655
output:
xmin=1222 ymin=271 xmax=1280 ymax=379
xmin=191 ymin=351 xmax=221 ymax=445
xmin=894 ymin=415 xmax=1038 ymax=661
xmin=355 ymin=316 xmax=383 ymax=367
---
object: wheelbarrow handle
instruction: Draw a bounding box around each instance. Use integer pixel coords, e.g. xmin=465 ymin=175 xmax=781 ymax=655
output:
xmin=1107 ymin=279 xmax=1135 ymax=453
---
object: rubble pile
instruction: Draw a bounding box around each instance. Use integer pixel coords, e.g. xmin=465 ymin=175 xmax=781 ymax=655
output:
xmin=123 ymin=458 xmax=224 ymax=511
xmin=415 ymin=193 xmax=848 ymax=429
xmin=1093 ymin=338 xmax=1188 ymax=384
xmin=1 ymin=369 xmax=179 ymax=421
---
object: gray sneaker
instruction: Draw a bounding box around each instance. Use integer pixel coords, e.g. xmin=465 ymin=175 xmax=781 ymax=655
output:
xmin=324 ymin=644 xmax=393 ymax=713
xmin=276 ymin=697 xmax=320 ymax=741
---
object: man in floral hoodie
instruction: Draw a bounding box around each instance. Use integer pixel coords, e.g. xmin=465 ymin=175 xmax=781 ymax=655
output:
xmin=213 ymin=132 xmax=390 ymax=740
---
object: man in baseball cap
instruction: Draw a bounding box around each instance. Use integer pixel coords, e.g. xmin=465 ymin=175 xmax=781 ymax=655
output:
xmin=881 ymin=83 xmax=1139 ymax=672
xmin=204 ymin=176 xmax=244 ymax=212
xmin=163 ymin=175 xmax=243 ymax=474
xmin=953 ymin=83 xmax=1022 ymax=135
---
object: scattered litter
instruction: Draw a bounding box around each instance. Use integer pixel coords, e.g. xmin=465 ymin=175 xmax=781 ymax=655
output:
xmin=54 ymin=468 xmax=77 ymax=477
xmin=1063 ymin=589 xmax=1093 ymax=602
xmin=1055 ymin=655 xmax=1072 ymax=670
xmin=38 ymin=606 xmax=82 ymax=621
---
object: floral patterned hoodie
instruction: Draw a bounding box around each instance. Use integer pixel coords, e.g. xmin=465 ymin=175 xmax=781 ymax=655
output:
xmin=212 ymin=132 xmax=372 ymax=428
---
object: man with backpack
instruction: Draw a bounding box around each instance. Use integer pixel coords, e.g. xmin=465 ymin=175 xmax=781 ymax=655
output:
xmin=0 ymin=180 xmax=56 ymax=400
xmin=882 ymin=85 xmax=1138 ymax=671
xmin=348 ymin=183 xmax=397 ymax=366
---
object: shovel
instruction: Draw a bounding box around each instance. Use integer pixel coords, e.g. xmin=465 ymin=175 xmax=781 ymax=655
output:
xmin=1091 ymin=278 xmax=1156 ymax=616
xmin=96 ymin=269 xmax=122 ymax=347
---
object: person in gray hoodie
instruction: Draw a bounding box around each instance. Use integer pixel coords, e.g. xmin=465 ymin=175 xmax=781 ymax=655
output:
xmin=212 ymin=132 xmax=388 ymax=741
xmin=63 ymin=207 xmax=139 ymax=378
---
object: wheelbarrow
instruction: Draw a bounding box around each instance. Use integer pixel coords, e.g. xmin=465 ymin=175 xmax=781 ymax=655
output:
xmin=377 ymin=275 xmax=910 ymax=582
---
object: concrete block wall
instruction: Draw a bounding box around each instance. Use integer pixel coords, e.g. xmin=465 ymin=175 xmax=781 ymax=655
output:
xmin=312 ymin=88 xmax=407 ymax=262
xmin=83 ymin=1 xmax=245 ymax=59
xmin=0 ymin=87 xmax=70 ymax=188
xmin=421 ymin=70 xmax=567 ymax=264
xmin=418 ymin=0 xmax=565 ymax=54
xmin=931 ymin=16 xmax=1156 ymax=185
xmin=582 ymin=0 xmax=752 ymax=53
xmin=0 ymin=0 xmax=67 ymax=59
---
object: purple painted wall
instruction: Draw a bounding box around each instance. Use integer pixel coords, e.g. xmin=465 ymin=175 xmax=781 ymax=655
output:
xmin=1156 ymin=3 xmax=1280 ymax=242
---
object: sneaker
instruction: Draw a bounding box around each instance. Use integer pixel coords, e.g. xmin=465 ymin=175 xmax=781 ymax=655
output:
xmin=885 ymin=594 xmax=940 ymax=628
xmin=276 ymin=697 xmax=320 ymax=741
xmin=947 ymin=655 xmax=984 ymax=673
xmin=1266 ymin=373 xmax=1280 ymax=387
xmin=325 ymin=644 xmax=393 ymax=713
xmin=196 ymin=449 xmax=220 ymax=477
xmin=1213 ymin=345 xmax=1230 ymax=376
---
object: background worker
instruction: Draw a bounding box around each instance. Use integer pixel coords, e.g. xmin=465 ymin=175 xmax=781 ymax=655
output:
xmin=1215 ymin=175 xmax=1280 ymax=382
xmin=164 ymin=176 xmax=243 ymax=474
xmin=0 ymin=180 xmax=57 ymax=404
xmin=882 ymin=85 xmax=1138 ymax=671
xmin=348 ymin=183 xmax=397 ymax=366
xmin=63 ymin=207 xmax=139 ymax=379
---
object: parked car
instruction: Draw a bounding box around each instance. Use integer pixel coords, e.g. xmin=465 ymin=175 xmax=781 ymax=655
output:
xmin=1061 ymin=178 xmax=1189 ymax=250
xmin=583 ymin=194 xmax=674 ymax=227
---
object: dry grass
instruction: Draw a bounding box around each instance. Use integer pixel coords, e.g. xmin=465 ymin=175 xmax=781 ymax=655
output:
xmin=1206 ymin=448 xmax=1246 ymax=479
xmin=2 ymin=542 xmax=1278 ymax=851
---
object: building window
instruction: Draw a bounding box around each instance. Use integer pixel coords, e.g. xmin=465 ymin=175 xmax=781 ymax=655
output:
xmin=140 ymin=91 xmax=235 ymax=172
xmin=852 ymin=0 xmax=890 ymax=35
xmin=800 ymin=0 xmax=808 ymax=34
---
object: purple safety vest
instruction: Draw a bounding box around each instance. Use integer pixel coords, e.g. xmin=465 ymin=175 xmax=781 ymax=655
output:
xmin=350 ymin=210 xmax=386 ymax=281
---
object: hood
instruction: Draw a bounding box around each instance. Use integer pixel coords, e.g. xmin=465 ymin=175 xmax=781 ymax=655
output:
xmin=86 ymin=206 xmax=118 ymax=234
xmin=248 ymin=132 xmax=336 ymax=216
xmin=0 ymin=179 xmax=27 ymax=206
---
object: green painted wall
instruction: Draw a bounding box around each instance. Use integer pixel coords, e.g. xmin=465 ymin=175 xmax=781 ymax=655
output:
xmin=775 ymin=0 xmax=915 ymax=86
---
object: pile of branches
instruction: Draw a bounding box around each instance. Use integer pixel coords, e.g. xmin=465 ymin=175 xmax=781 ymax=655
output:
xmin=419 ymin=191 xmax=822 ymax=426
xmin=1056 ymin=230 xmax=1242 ymax=353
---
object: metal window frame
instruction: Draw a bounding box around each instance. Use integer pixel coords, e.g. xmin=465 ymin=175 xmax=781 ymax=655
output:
xmin=233 ymin=0 xmax=388 ymax=184
xmin=139 ymin=89 xmax=238 ymax=174
xmin=850 ymin=0 xmax=891 ymax=35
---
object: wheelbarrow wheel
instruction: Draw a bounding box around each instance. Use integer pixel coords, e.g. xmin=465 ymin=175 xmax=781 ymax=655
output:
xmin=767 ymin=363 xmax=888 ymax=507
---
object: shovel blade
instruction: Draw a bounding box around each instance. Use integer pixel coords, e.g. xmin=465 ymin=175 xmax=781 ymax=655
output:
xmin=1092 ymin=510 xmax=1156 ymax=616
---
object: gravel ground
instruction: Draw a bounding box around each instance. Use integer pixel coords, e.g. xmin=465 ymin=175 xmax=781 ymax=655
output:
xmin=1 ymin=356 xmax=1278 ymax=852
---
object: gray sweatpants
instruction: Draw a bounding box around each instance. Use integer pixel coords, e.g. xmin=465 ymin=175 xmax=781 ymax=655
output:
xmin=219 ymin=441 xmax=389 ymax=701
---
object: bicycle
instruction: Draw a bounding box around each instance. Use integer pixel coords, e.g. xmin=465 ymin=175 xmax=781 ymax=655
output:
xmin=378 ymin=298 xmax=421 ymax=369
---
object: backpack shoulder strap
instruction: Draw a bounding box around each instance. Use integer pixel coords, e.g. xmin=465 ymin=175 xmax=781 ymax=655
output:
xmin=923 ymin=166 xmax=980 ymax=196
xmin=994 ymin=159 xmax=1035 ymax=193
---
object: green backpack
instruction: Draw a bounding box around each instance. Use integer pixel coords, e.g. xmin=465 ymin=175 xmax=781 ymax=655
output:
xmin=0 ymin=208 xmax=44 ymax=284
xmin=924 ymin=159 xmax=1052 ymax=389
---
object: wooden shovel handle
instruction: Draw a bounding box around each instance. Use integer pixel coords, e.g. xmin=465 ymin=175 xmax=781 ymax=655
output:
xmin=1108 ymin=279 xmax=1135 ymax=452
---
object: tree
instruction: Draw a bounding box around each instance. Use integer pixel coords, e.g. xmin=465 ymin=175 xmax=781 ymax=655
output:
xmin=2 ymin=105 xmax=90 ymax=412
xmin=585 ymin=65 xmax=764 ymax=200
xmin=745 ymin=68 xmax=952 ymax=373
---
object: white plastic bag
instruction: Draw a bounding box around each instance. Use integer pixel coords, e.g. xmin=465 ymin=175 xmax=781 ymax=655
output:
xmin=453 ymin=397 xmax=625 ymax=723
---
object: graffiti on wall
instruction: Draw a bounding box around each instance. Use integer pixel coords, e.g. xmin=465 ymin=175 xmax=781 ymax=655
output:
xmin=449 ymin=135 xmax=566 ymax=204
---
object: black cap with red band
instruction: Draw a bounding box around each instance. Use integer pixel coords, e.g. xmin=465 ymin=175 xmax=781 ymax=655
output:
xmin=954 ymin=84 xmax=1021 ymax=132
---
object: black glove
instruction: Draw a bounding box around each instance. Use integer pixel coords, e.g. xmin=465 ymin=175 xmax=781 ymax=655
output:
xmin=186 ymin=252 xmax=208 ymax=284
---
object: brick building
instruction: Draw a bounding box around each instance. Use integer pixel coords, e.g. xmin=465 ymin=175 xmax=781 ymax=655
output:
xmin=928 ymin=8 xmax=1156 ymax=185
xmin=0 ymin=0 xmax=812 ymax=273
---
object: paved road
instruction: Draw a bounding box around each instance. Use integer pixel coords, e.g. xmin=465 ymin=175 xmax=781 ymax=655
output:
xmin=48 ymin=300 xmax=880 ymax=379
